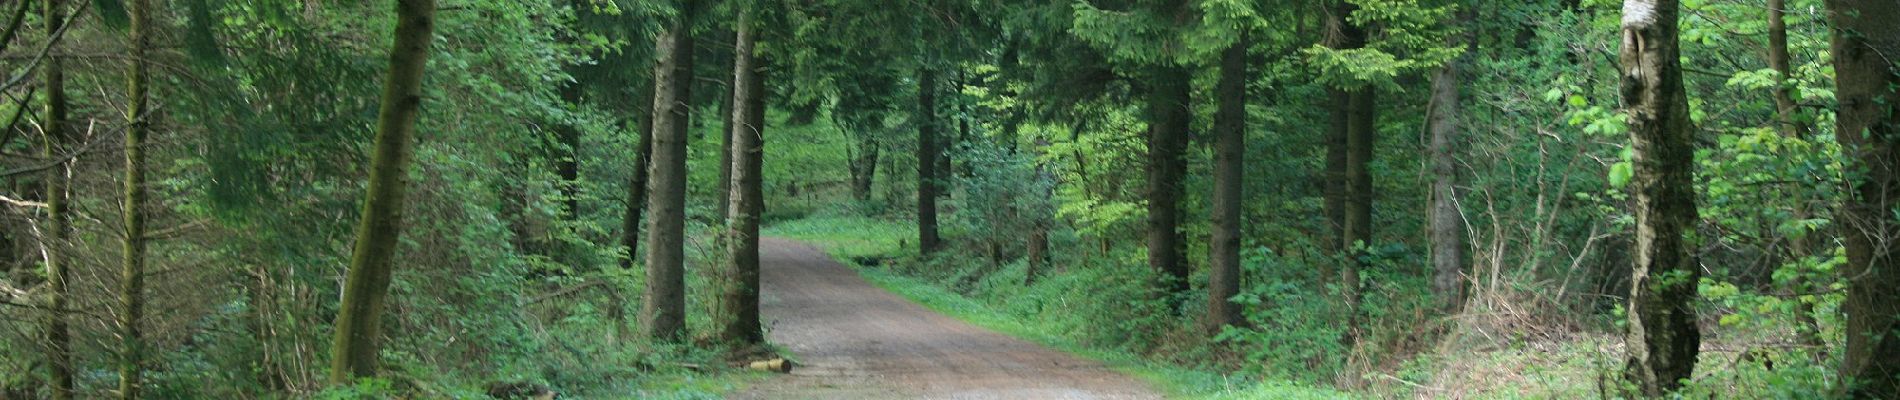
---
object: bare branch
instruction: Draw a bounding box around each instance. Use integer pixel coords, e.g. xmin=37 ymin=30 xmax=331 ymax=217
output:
xmin=1 ymin=85 xmax=35 ymax=146
xmin=0 ymin=3 xmax=82 ymax=94
xmin=1 ymin=119 xmax=114 ymax=179
xmin=0 ymin=194 xmax=48 ymax=208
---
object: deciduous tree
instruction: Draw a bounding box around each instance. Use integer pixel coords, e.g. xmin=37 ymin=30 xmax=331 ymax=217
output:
xmin=1825 ymin=0 xmax=1900 ymax=396
xmin=1618 ymin=0 xmax=1702 ymax=394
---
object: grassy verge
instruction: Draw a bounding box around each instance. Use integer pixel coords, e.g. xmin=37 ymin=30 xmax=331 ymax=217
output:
xmin=762 ymin=215 xmax=1351 ymax=400
xmin=763 ymin=214 xmax=911 ymax=262
xmin=619 ymin=371 xmax=764 ymax=400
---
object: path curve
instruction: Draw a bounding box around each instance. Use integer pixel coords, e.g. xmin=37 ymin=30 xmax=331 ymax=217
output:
xmin=729 ymin=237 xmax=1162 ymax=400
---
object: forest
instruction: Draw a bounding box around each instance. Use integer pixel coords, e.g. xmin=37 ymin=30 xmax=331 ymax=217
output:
xmin=0 ymin=0 xmax=1897 ymax=398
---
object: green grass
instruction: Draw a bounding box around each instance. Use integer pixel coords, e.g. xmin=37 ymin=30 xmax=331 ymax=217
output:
xmin=856 ymin=268 xmax=1354 ymax=400
xmin=763 ymin=216 xmax=1353 ymax=400
xmin=762 ymin=214 xmax=911 ymax=262
xmin=621 ymin=371 xmax=765 ymax=400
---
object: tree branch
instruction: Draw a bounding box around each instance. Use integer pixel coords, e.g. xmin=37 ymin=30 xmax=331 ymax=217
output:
xmin=1 ymin=86 xmax=35 ymax=146
xmin=0 ymin=0 xmax=31 ymax=56
xmin=0 ymin=4 xmax=81 ymax=94
xmin=0 ymin=119 xmax=113 ymax=179
xmin=0 ymin=194 xmax=47 ymax=208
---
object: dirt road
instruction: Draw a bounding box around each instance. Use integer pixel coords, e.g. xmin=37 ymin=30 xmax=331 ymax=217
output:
xmin=729 ymin=238 xmax=1163 ymax=400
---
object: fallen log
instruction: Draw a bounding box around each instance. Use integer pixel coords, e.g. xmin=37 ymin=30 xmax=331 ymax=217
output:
xmin=746 ymin=358 xmax=794 ymax=374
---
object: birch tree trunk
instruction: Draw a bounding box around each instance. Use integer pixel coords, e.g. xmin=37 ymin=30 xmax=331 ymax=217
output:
xmin=1618 ymin=0 xmax=1702 ymax=394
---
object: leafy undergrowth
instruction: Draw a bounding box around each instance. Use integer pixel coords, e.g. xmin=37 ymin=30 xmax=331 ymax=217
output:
xmin=314 ymin=312 xmax=764 ymax=399
xmin=314 ymin=339 xmax=762 ymax=400
xmin=764 ymin=214 xmax=1353 ymax=400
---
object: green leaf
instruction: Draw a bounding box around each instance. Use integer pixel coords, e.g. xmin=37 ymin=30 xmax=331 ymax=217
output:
xmin=1608 ymin=162 xmax=1633 ymax=188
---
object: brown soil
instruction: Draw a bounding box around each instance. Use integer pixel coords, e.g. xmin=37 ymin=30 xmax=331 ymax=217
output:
xmin=729 ymin=238 xmax=1163 ymax=400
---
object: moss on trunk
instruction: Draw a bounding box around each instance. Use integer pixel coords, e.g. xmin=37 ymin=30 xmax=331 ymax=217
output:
xmin=328 ymin=0 xmax=437 ymax=384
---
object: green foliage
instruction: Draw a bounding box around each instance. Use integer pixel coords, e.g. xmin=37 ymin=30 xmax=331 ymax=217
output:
xmin=1302 ymin=0 xmax=1461 ymax=89
xmin=0 ymin=0 xmax=1878 ymax=397
xmin=953 ymin=141 xmax=1054 ymax=242
xmin=1216 ymin=246 xmax=1348 ymax=383
xmin=316 ymin=378 xmax=397 ymax=400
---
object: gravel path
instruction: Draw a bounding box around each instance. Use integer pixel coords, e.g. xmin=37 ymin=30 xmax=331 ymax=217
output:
xmin=729 ymin=237 xmax=1163 ymax=400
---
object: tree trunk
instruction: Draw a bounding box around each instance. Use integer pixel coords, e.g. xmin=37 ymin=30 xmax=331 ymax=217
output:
xmin=720 ymin=11 xmax=766 ymax=346
xmin=716 ymin=81 xmax=734 ymax=228
xmin=1026 ymin=218 xmax=1048 ymax=286
xmin=1025 ymin=227 xmax=1048 ymax=279
xmin=640 ymin=1 xmax=695 ymax=342
xmin=248 ymin=265 xmax=285 ymax=390
xmin=1206 ymin=36 xmax=1246 ymax=334
xmin=1768 ymin=0 xmax=1808 ymax=139
xmin=917 ymin=66 xmax=941 ymax=254
xmin=1324 ymin=87 xmax=1348 ymax=237
xmin=1323 ymin=88 xmax=1348 ymax=254
xmin=1618 ymin=0 xmax=1702 ymax=395
xmin=849 ymin=131 xmax=878 ymax=201
xmin=1767 ymin=0 xmax=1826 ymax=360
xmin=328 ymin=0 xmax=436 ymax=383
xmin=1321 ymin=0 xmax=1366 ymax=283
xmin=40 ymin=0 xmax=74 ymax=397
xmin=1826 ymin=0 xmax=1900 ymax=397
xmin=1026 ymin=133 xmax=1051 ymax=286
xmin=557 ymin=81 xmax=584 ymax=219
xmin=1340 ymin=87 xmax=1375 ymax=347
xmin=120 ymin=0 xmax=154 ymax=395
xmin=946 ymin=73 xmax=966 ymax=185
xmin=1065 ymin=122 xmax=1105 ymax=265
xmin=1337 ymin=0 xmax=1377 ymax=341
xmin=621 ymin=80 xmax=656 ymax=270
xmin=1429 ymin=15 xmax=1470 ymax=314
xmin=1147 ymin=66 xmax=1191 ymax=298
xmin=502 ymin=163 xmax=537 ymax=254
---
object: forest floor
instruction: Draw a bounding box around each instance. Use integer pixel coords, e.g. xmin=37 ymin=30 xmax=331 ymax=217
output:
xmin=728 ymin=237 xmax=1163 ymax=400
